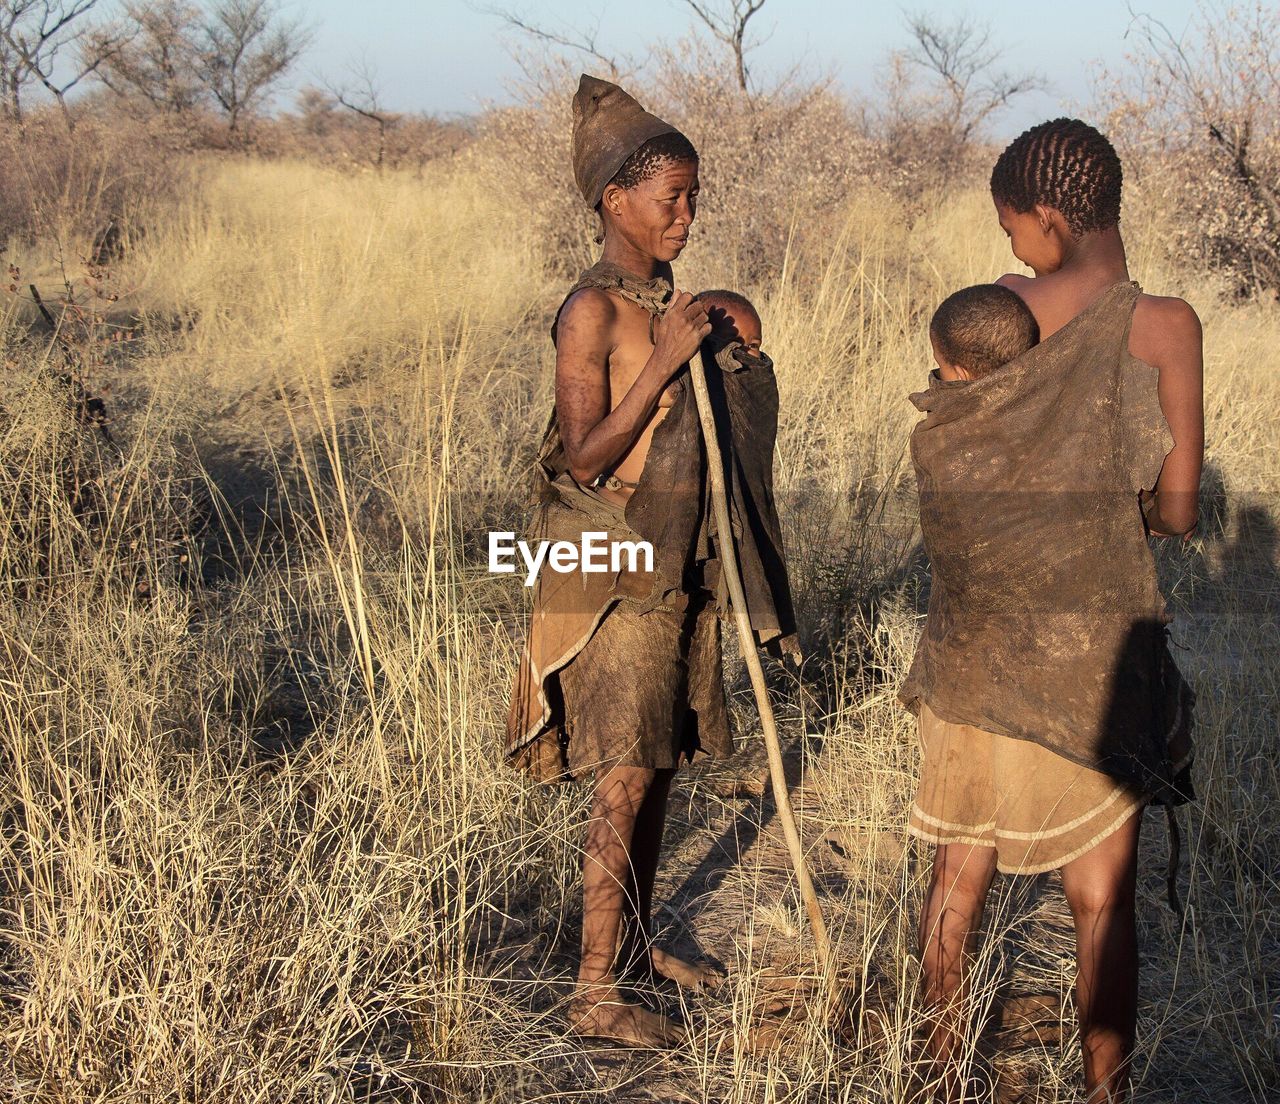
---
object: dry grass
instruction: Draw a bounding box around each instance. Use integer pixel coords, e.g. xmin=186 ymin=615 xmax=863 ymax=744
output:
xmin=0 ymin=157 xmax=1275 ymax=1103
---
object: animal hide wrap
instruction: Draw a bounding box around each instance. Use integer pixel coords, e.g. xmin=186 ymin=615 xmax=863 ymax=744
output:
xmin=506 ymin=261 xmax=799 ymax=779
xmin=899 ymin=281 xmax=1193 ymax=805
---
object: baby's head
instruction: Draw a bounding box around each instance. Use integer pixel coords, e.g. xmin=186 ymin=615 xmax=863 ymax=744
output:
xmin=929 ymin=284 xmax=1039 ymax=381
xmin=697 ymin=289 xmax=762 ymax=352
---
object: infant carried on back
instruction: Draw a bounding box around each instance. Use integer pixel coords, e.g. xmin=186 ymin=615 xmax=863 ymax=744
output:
xmin=928 ymin=283 xmax=1040 ymax=381
xmin=902 ymin=275 xmax=1193 ymax=885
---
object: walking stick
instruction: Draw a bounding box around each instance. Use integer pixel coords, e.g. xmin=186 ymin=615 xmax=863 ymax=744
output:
xmin=685 ymin=350 xmax=833 ymax=973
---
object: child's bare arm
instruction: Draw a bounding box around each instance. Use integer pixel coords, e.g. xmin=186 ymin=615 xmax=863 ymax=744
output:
xmin=1133 ymin=296 xmax=1204 ymax=538
xmin=555 ymin=289 xmax=710 ymax=485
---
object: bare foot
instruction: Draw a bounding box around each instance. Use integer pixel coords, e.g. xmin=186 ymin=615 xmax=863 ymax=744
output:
xmin=616 ymin=936 xmax=727 ymax=991
xmin=567 ymin=984 xmax=682 ymax=1048
xmin=650 ymin=947 xmax=727 ymax=989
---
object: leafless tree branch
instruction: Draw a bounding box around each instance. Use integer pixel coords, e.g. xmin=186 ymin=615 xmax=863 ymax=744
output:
xmin=324 ymin=54 xmax=398 ymax=168
xmin=88 ymin=1 xmax=206 ymax=115
xmin=902 ymin=10 xmax=1045 ymax=142
xmin=195 ymin=0 xmax=312 ymax=134
xmin=0 ymin=0 xmax=117 ymax=127
xmin=678 ymin=0 xmax=768 ymax=97
xmin=1125 ymin=3 xmax=1280 ymax=271
xmin=479 ymin=5 xmax=626 ymax=78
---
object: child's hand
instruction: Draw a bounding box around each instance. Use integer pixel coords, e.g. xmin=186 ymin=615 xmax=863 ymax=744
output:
xmin=652 ymin=290 xmax=711 ymax=374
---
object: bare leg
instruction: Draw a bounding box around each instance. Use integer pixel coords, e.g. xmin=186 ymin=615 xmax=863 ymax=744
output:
xmin=618 ymin=768 xmax=724 ymax=989
xmin=568 ymin=763 xmax=680 ymax=1047
xmin=918 ymin=842 xmax=998 ymax=1102
xmin=614 ymin=766 xmax=668 ymax=982
xmin=1060 ymin=811 xmax=1141 ymax=1103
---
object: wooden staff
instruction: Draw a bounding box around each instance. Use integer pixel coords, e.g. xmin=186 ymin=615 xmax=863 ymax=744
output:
xmin=685 ymin=349 xmax=832 ymax=972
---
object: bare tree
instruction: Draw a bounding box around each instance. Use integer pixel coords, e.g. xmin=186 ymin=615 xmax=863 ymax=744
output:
xmin=0 ymin=0 xmax=119 ymax=127
xmin=1109 ymin=2 xmax=1280 ymax=290
xmin=899 ymin=11 xmax=1044 ymax=144
xmin=678 ymin=0 xmax=768 ymax=98
xmin=195 ymin=0 xmax=311 ymax=134
xmin=1128 ymin=8 xmax=1279 ymax=221
xmin=480 ymin=5 xmax=631 ymax=82
xmin=87 ymin=0 xmax=205 ymax=116
xmin=0 ymin=5 xmax=26 ymax=118
xmin=483 ymin=1 xmax=773 ymax=101
xmin=325 ymin=55 xmax=398 ymax=169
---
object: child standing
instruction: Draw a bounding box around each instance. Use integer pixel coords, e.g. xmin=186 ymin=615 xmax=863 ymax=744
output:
xmin=902 ymin=120 xmax=1202 ymax=1103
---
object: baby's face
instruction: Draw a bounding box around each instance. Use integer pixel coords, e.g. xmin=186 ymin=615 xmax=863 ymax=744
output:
xmin=930 ymin=333 xmax=971 ymax=382
xmin=708 ymin=304 xmax=763 ymax=352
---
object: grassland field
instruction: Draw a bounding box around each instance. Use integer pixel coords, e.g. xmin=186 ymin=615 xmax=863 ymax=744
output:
xmin=0 ymin=157 xmax=1276 ymax=1103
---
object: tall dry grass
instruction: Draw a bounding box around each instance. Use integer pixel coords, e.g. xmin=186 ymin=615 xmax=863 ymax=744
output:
xmin=0 ymin=156 xmax=1275 ymax=1103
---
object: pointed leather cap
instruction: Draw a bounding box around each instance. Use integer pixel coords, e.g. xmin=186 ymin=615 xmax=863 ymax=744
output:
xmin=571 ymin=74 xmax=681 ymax=209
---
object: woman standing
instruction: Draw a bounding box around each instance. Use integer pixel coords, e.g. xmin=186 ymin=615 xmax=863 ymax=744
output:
xmin=901 ymin=118 xmax=1203 ymax=1102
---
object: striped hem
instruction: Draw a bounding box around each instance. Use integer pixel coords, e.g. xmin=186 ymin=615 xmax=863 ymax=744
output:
xmin=907 ymin=793 xmax=1148 ymax=874
xmin=909 ymin=777 xmax=1131 ymax=843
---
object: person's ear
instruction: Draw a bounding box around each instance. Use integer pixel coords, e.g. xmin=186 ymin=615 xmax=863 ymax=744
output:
xmin=601 ymin=182 xmax=625 ymax=219
xmin=1036 ymin=203 xmax=1075 ymax=242
xmin=954 ymin=364 xmax=973 ymax=381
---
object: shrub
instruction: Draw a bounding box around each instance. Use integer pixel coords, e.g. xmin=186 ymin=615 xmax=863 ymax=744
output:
xmin=0 ymin=101 xmax=187 ymax=256
xmin=1095 ymin=2 xmax=1280 ymax=295
xmin=467 ymin=46 xmax=876 ymax=287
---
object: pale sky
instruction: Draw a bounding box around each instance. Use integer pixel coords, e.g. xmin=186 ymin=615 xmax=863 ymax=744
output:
xmin=294 ymin=0 xmax=1199 ymax=133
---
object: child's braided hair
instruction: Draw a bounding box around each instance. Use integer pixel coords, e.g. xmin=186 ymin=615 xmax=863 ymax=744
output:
xmin=990 ymin=118 xmax=1122 ymax=237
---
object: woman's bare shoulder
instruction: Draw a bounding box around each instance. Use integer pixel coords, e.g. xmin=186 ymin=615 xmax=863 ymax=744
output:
xmin=555 ymin=287 xmax=619 ymax=355
xmin=559 ymin=286 xmax=618 ymax=329
xmin=993 ymin=272 xmax=1062 ymax=333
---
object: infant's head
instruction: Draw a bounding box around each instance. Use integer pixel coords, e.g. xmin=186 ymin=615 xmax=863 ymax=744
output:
xmin=929 ymin=284 xmax=1039 ymax=381
xmin=697 ymin=289 xmax=762 ymax=352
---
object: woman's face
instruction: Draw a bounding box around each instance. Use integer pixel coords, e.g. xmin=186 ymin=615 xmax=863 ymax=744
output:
xmin=603 ymin=159 xmax=700 ymax=263
xmin=994 ymin=199 xmax=1067 ymax=276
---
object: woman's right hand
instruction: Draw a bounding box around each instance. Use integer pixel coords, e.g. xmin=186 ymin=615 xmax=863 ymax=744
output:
xmin=651 ymin=290 xmax=712 ymax=375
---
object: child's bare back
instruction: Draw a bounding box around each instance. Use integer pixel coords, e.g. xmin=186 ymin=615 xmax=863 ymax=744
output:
xmin=998 ymin=270 xmax=1204 ymax=537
